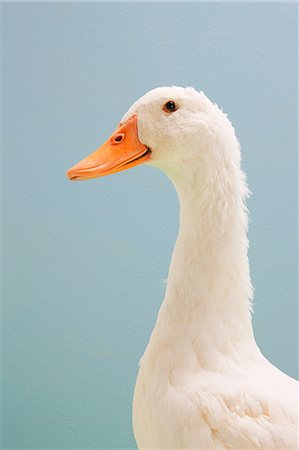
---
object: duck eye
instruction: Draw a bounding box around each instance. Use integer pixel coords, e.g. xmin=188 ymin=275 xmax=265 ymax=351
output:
xmin=163 ymin=101 xmax=177 ymax=113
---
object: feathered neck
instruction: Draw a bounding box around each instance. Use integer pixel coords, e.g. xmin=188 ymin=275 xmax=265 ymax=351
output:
xmin=144 ymin=143 xmax=260 ymax=370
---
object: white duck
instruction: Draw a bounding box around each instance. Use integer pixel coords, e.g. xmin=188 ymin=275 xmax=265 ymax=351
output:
xmin=67 ymin=86 xmax=298 ymax=450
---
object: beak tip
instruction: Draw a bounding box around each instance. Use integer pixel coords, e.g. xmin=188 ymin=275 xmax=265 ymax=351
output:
xmin=66 ymin=167 xmax=77 ymax=181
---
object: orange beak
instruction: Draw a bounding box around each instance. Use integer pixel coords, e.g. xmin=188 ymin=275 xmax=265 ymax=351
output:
xmin=67 ymin=114 xmax=151 ymax=181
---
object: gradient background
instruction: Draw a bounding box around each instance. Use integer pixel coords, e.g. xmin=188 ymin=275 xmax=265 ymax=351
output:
xmin=2 ymin=2 xmax=298 ymax=449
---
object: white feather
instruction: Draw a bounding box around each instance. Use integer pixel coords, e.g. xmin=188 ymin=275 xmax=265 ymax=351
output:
xmin=121 ymin=87 xmax=298 ymax=450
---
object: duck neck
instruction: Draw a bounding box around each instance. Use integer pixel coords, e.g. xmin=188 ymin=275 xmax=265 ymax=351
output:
xmin=153 ymin=156 xmax=256 ymax=356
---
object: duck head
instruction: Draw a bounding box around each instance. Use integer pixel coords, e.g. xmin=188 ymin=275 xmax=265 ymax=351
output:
xmin=67 ymin=86 xmax=238 ymax=182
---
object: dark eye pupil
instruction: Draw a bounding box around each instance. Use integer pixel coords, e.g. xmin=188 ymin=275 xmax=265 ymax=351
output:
xmin=166 ymin=101 xmax=175 ymax=111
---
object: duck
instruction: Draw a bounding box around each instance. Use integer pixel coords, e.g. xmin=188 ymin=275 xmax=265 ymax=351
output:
xmin=67 ymin=86 xmax=298 ymax=450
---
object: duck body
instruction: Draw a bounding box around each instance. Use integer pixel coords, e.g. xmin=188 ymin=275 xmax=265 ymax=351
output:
xmin=67 ymin=87 xmax=298 ymax=449
xmin=132 ymin=135 xmax=297 ymax=449
xmin=134 ymin=346 xmax=297 ymax=449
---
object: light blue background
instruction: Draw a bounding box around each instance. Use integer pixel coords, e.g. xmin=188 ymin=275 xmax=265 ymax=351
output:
xmin=2 ymin=2 xmax=298 ymax=449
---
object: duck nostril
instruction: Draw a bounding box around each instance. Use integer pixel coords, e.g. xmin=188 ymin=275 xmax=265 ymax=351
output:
xmin=114 ymin=133 xmax=125 ymax=144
